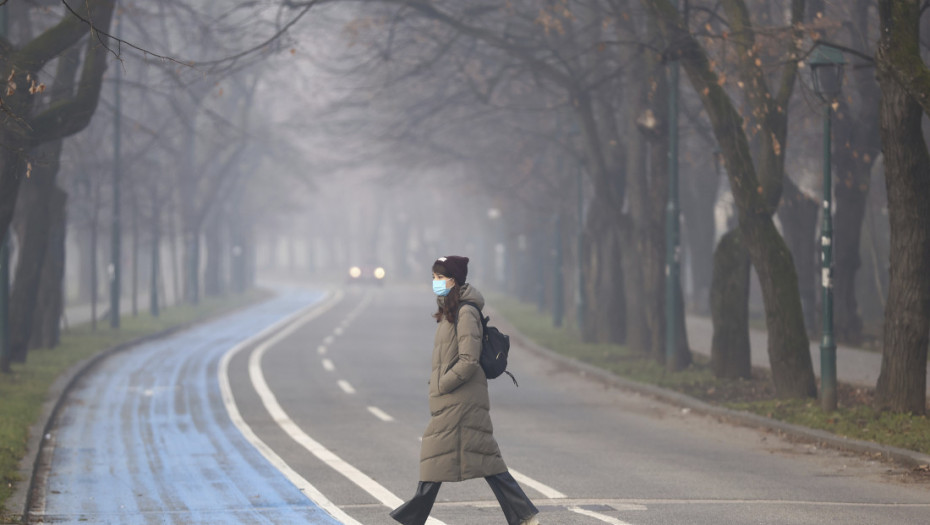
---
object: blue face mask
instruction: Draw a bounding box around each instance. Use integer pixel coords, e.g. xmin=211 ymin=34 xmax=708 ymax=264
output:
xmin=432 ymin=279 xmax=451 ymax=296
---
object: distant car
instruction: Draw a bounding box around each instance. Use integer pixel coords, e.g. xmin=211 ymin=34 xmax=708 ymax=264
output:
xmin=347 ymin=264 xmax=386 ymax=285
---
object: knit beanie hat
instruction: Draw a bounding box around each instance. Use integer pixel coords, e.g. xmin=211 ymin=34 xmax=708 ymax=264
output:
xmin=432 ymin=256 xmax=469 ymax=285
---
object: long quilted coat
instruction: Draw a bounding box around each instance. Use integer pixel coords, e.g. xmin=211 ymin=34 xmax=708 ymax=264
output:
xmin=419 ymin=284 xmax=508 ymax=482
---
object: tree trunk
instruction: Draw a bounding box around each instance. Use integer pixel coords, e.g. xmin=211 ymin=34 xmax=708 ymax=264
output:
xmin=130 ymin=180 xmax=139 ymax=317
xmin=184 ymin=232 xmax=201 ymax=304
xmin=580 ymin=196 xmax=610 ymax=343
xmin=30 ymin=186 xmax=67 ymax=350
xmin=832 ymin=96 xmax=880 ymax=344
xmin=642 ymin=0 xmax=816 ymax=398
xmin=9 ymin=141 xmax=62 ymax=362
xmin=778 ymin=179 xmax=819 ymax=334
xmin=710 ymin=229 xmax=751 ymax=379
xmin=602 ymin=230 xmax=626 ymax=344
xmin=150 ymin=194 xmax=161 ymax=317
xmin=832 ymin=162 xmax=870 ymax=344
xmin=830 ymin=0 xmax=881 ymax=344
xmin=170 ymin=211 xmax=180 ymax=306
xmin=874 ymin=0 xmax=930 ymax=414
xmin=203 ymin=212 xmax=223 ymax=297
xmin=90 ymin=180 xmax=101 ymax=331
xmin=622 ymin=113 xmax=650 ymax=356
xmin=681 ymin=160 xmax=719 ymax=315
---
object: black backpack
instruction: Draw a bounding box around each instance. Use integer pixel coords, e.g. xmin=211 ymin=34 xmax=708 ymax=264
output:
xmin=458 ymin=301 xmax=518 ymax=386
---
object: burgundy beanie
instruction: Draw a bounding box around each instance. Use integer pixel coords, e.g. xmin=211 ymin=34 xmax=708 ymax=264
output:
xmin=432 ymin=256 xmax=469 ymax=285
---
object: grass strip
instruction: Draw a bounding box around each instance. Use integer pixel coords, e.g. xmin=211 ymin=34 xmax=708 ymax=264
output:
xmin=0 ymin=289 xmax=270 ymax=518
xmin=490 ymin=294 xmax=930 ymax=457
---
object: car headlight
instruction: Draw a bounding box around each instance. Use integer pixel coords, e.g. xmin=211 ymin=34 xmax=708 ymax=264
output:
xmin=349 ymin=266 xmax=362 ymax=278
xmin=374 ymin=267 xmax=386 ymax=279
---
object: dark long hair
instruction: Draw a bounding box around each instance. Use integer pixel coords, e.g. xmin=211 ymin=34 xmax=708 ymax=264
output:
xmin=433 ymin=285 xmax=462 ymax=324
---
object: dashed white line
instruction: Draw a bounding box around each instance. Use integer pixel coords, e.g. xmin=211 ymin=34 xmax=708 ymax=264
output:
xmin=334 ymin=327 xmax=344 ymax=336
xmin=367 ymin=406 xmax=394 ymax=422
xmin=244 ymin=301 xmax=450 ymax=525
xmin=568 ymin=506 xmax=635 ymax=525
xmin=322 ymin=359 xmax=335 ymax=372
xmin=317 ymin=345 xmax=327 ymax=355
xmin=323 ymin=335 xmax=335 ymax=345
xmin=337 ymin=380 xmax=356 ymax=394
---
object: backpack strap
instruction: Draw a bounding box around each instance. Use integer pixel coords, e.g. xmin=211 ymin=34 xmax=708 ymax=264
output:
xmin=456 ymin=301 xmax=484 ymax=325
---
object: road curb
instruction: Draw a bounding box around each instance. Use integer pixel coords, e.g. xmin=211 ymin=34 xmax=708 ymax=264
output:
xmin=8 ymin=293 xmax=275 ymax=524
xmin=489 ymin=309 xmax=930 ymax=471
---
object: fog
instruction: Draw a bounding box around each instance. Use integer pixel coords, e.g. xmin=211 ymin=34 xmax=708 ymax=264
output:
xmin=1 ymin=0 xmax=901 ymax=372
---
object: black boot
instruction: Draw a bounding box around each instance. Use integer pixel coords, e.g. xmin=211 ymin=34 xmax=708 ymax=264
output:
xmin=390 ymin=481 xmax=442 ymax=525
xmin=486 ymin=472 xmax=539 ymax=525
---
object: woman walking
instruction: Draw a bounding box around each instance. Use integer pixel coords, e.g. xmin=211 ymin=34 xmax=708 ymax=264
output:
xmin=390 ymin=255 xmax=540 ymax=525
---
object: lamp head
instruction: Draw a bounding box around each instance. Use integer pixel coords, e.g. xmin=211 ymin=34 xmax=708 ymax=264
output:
xmin=809 ymin=45 xmax=846 ymax=101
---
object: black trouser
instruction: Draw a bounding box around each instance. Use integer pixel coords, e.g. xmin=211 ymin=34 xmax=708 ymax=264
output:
xmin=390 ymin=471 xmax=538 ymax=525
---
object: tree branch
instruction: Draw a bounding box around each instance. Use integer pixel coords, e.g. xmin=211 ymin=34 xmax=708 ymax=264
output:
xmin=28 ymin=0 xmax=117 ymax=145
xmin=13 ymin=0 xmax=113 ymax=73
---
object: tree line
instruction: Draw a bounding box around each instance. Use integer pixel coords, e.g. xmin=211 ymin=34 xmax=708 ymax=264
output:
xmin=309 ymin=0 xmax=929 ymax=414
xmin=1 ymin=1 xmax=928 ymax=416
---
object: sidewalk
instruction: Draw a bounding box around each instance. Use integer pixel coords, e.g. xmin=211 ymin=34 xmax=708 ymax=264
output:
xmin=685 ymin=315 xmax=930 ymax=390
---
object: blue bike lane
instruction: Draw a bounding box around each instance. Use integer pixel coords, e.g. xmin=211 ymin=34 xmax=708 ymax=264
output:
xmin=35 ymin=290 xmax=342 ymax=525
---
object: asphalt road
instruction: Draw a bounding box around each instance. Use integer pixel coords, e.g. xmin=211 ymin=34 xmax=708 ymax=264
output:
xmin=34 ymin=285 xmax=930 ymax=524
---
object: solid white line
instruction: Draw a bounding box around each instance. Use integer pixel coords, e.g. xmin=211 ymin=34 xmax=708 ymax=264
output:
xmin=218 ymin=291 xmax=361 ymax=525
xmin=322 ymin=359 xmax=335 ymax=372
xmin=337 ymin=380 xmax=356 ymax=394
xmin=509 ymin=469 xmax=567 ymax=499
xmin=248 ymin=307 xmax=452 ymax=525
xmin=568 ymin=506 xmax=635 ymax=525
xmin=367 ymin=406 xmax=394 ymax=422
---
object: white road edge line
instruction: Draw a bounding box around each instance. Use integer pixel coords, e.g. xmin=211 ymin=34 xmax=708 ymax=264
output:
xmin=218 ymin=290 xmax=361 ymax=525
xmin=568 ymin=505 xmax=635 ymax=525
xmin=367 ymin=406 xmax=394 ymax=422
xmin=248 ymin=293 xmax=449 ymax=525
xmin=322 ymin=359 xmax=335 ymax=372
xmin=337 ymin=380 xmax=356 ymax=394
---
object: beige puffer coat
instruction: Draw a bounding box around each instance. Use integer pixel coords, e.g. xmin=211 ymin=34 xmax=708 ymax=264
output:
xmin=419 ymin=284 xmax=507 ymax=482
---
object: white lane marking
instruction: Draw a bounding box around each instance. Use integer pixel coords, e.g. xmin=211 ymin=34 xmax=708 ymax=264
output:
xmin=322 ymin=359 xmax=335 ymax=372
xmin=323 ymin=335 xmax=335 ymax=345
xmin=568 ymin=506 xmax=635 ymax=525
xmin=249 ymin=310 xmax=450 ymax=525
xmin=334 ymin=327 xmax=344 ymax=336
xmin=337 ymin=380 xmax=356 ymax=394
xmin=218 ymin=290 xmax=361 ymax=525
xmin=317 ymin=345 xmax=327 ymax=355
xmin=510 ymin=468 xmax=567 ymax=499
xmin=367 ymin=406 xmax=394 ymax=422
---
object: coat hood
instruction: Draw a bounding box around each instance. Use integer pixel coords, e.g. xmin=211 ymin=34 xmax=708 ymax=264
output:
xmin=437 ymin=283 xmax=485 ymax=311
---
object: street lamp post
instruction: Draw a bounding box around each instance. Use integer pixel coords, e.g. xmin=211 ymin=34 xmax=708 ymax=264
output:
xmin=110 ymin=5 xmax=122 ymax=329
xmin=810 ymin=44 xmax=845 ymax=411
xmin=0 ymin=3 xmax=10 ymax=372
xmin=666 ymin=0 xmax=682 ymax=372
xmin=553 ymin=214 xmax=564 ymax=327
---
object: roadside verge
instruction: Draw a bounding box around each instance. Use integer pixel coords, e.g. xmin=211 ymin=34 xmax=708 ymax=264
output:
xmin=487 ymin=306 xmax=930 ymax=472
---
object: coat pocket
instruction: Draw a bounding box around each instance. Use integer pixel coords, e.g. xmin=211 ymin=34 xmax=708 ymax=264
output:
xmin=443 ymin=356 xmax=459 ymax=375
